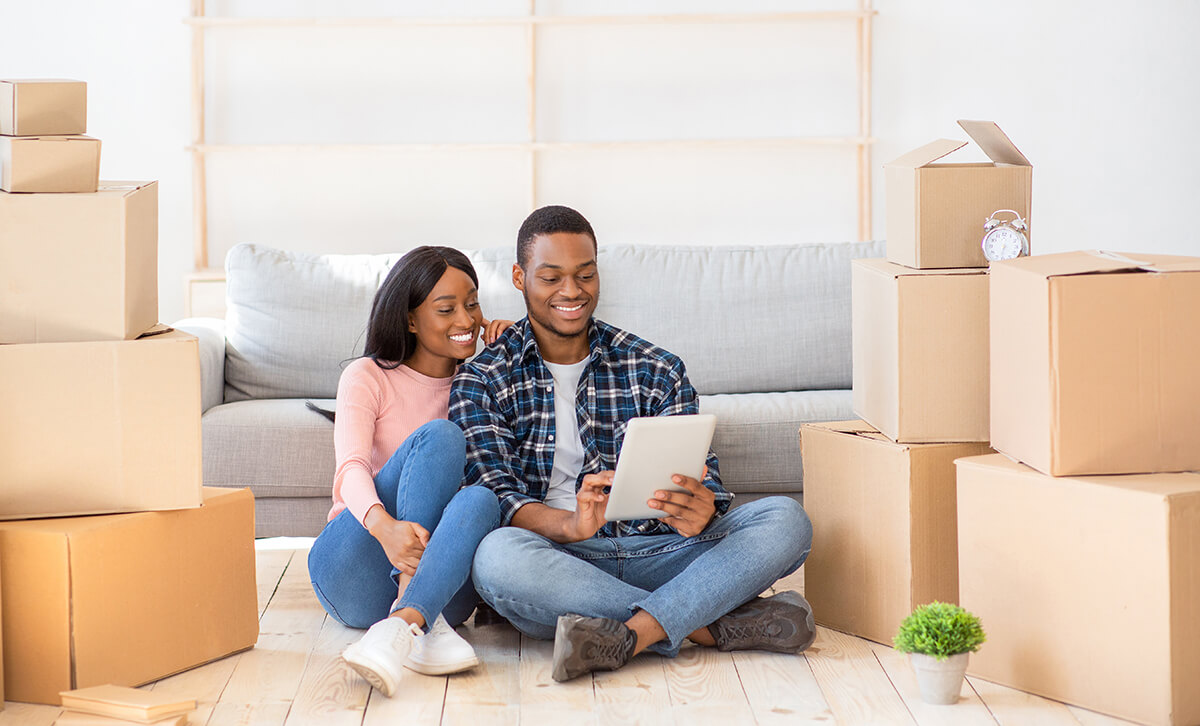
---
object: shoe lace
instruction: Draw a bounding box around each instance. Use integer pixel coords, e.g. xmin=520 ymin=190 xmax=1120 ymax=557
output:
xmin=429 ymin=615 xmax=454 ymax=637
xmin=582 ymin=639 xmax=629 ymax=666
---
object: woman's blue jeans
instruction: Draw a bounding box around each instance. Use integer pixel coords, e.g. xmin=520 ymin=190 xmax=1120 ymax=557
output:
xmin=308 ymin=419 xmax=500 ymax=630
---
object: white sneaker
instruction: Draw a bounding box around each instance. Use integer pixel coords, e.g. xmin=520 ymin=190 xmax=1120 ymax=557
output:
xmin=405 ymin=614 xmax=480 ymax=675
xmin=342 ymin=616 xmax=423 ymax=697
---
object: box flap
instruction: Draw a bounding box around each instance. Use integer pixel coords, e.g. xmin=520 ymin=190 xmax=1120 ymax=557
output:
xmin=998 ymin=250 xmax=1200 ymax=278
xmin=97 ymin=180 xmax=155 ymax=195
xmin=957 ymin=120 xmax=1030 ymax=166
xmin=885 ymin=138 xmax=966 ymax=169
xmin=956 ymin=454 xmax=1200 ymax=497
xmin=854 ymin=257 xmax=986 ymax=279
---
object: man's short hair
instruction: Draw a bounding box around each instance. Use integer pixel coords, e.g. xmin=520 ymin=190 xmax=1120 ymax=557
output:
xmin=516 ymin=205 xmax=597 ymax=269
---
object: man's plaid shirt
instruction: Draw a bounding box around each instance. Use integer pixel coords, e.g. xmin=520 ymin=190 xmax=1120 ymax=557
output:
xmin=449 ymin=317 xmax=731 ymax=538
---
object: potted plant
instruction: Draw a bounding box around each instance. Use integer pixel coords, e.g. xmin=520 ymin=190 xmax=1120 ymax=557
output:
xmin=893 ymin=601 xmax=986 ymax=705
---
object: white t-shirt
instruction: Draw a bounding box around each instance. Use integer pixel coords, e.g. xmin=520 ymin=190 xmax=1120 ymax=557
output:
xmin=542 ymin=358 xmax=588 ymax=512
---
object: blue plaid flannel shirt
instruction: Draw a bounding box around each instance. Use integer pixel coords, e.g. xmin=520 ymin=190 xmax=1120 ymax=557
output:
xmin=449 ymin=317 xmax=731 ymax=538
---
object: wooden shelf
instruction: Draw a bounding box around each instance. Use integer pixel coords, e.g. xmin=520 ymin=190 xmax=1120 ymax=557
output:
xmin=184 ymin=11 xmax=877 ymax=28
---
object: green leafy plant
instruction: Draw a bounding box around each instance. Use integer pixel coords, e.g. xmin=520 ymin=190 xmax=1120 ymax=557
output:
xmin=894 ymin=601 xmax=986 ymax=661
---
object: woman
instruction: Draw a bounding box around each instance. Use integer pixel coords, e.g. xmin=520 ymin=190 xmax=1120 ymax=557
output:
xmin=307 ymin=246 xmax=510 ymax=698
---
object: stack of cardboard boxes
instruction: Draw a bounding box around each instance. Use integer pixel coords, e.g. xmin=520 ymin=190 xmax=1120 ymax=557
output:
xmin=957 ymin=250 xmax=1200 ymax=725
xmin=798 ymin=120 xmax=1025 ymax=646
xmin=0 ymin=80 xmax=259 ymax=706
xmin=800 ymin=118 xmax=1200 ymax=724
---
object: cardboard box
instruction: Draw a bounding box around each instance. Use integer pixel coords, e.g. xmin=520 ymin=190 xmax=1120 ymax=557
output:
xmin=851 ymin=258 xmax=989 ymax=442
xmin=0 ymin=329 xmax=203 ymax=520
xmin=0 ymin=134 xmax=100 ymax=192
xmin=0 ymin=180 xmax=157 ymax=343
xmin=800 ymin=421 xmax=991 ymax=645
xmin=991 ymin=250 xmax=1200 ymax=476
xmin=957 ymin=454 xmax=1200 ymax=725
xmin=0 ymin=487 xmax=259 ymax=705
xmin=885 ymin=120 xmax=1032 ymax=269
xmin=0 ymin=79 xmax=86 ymax=136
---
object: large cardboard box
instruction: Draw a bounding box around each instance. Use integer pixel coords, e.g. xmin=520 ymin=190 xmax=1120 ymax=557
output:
xmin=800 ymin=421 xmax=991 ymax=645
xmin=991 ymin=250 xmax=1200 ymax=476
xmin=0 ymin=180 xmax=157 ymax=343
xmin=851 ymin=258 xmax=989 ymax=442
xmin=0 ymin=329 xmax=203 ymax=520
xmin=0 ymin=79 xmax=86 ymax=136
xmin=957 ymin=454 xmax=1200 ymax=726
xmin=0 ymin=487 xmax=259 ymax=705
xmin=885 ymin=120 xmax=1032 ymax=269
xmin=0 ymin=135 xmax=100 ymax=192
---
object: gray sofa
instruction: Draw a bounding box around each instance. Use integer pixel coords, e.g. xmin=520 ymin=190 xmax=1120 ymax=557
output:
xmin=175 ymin=239 xmax=884 ymax=537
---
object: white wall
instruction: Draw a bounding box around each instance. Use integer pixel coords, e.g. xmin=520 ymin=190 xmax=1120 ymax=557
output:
xmin=3 ymin=0 xmax=1197 ymax=324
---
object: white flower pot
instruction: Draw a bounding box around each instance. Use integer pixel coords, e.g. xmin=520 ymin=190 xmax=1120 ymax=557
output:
xmin=908 ymin=652 xmax=969 ymax=705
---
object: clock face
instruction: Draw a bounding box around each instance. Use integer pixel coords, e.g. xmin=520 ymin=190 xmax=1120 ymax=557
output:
xmin=984 ymin=227 xmax=1026 ymax=261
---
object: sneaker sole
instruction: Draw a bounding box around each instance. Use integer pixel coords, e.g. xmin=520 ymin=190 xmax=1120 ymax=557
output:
xmin=342 ymin=649 xmax=398 ymax=697
xmin=405 ymin=654 xmax=480 ymax=675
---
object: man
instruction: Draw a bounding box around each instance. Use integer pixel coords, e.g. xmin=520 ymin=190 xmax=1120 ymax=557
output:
xmin=449 ymin=205 xmax=814 ymax=682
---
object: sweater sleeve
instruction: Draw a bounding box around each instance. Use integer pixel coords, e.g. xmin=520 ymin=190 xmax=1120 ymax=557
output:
xmin=332 ymin=361 xmax=385 ymax=527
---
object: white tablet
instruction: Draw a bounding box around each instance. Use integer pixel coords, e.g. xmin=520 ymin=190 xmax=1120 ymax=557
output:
xmin=604 ymin=414 xmax=717 ymax=522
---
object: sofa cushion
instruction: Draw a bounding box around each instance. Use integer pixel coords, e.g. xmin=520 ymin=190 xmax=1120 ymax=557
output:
xmin=221 ymin=241 xmax=882 ymax=401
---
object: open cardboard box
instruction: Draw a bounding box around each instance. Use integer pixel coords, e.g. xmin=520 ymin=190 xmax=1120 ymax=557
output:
xmin=885 ymin=120 xmax=1032 ymax=269
xmin=990 ymin=250 xmax=1200 ymax=476
xmin=0 ymin=487 xmax=258 ymax=705
xmin=851 ymin=258 xmax=990 ymax=443
xmin=0 ymin=79 xmax=86 ymax=136
xmin=0 ymin=134 xmax=100 ymax=192
xmin=800 ymin=421 xmax=991 ymax=645
xmin=957 ymin=454 xmax=1200 ymax=725
xmin=0 ymin=180 xmax=158 ymax=343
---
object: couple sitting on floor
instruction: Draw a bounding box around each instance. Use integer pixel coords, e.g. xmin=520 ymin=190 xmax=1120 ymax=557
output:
xmin=306 ymin=205 xmax=815 ymax=696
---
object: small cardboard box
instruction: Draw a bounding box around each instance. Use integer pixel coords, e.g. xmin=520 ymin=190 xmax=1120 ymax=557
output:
xmin=800 ymin=421 xmax=991 ymax=646
xmin=0 ymin=180 xmax=157 ymax=343
xmin=885 ymin=120 xmax=1032 ymax=269
xmin=957 ymin=454 xmax=1200 ymax=726
xmin=851 ymin=258 xmax=989 ymax=443
xmin=0 ymin=487 xmax=259 ymax=705
xmin=991 ymin=250 xmax=1200 ymax=476
xmin=0 ymin=79 xmax=86 ymax=136
xmin=0 ymin=329 xmax=203 ymax=520
xmin=0 ymin=135 xmax=100 ymax=192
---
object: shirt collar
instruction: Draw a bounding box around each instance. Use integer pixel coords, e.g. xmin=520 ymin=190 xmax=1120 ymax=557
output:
xmin=516 ymin=317 xmax=613 ymax=370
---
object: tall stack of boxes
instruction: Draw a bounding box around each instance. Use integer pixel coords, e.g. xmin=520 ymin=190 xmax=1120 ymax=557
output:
xmin=957 ymin=250 xmax=1200 ymax=725
xmin=0 ymin=80 xmax=259 ymax=705
xmin=800 ymin=120 xmax=1026 ymax=645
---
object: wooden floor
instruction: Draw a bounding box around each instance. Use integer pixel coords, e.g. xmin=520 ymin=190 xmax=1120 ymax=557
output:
xmin=1 ymin=539 xmax=1137 ymax=726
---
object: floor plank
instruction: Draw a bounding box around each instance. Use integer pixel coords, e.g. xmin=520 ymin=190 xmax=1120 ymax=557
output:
xmin=593 ymin=650 xmax=674 ymax=726
xmin=255 ymin=550 xmax=294 ymax=620
xmin=148 ymin=653 xmax=244 ymax=726
xmin=662 ymin=644 xmax=757 ymax=725
xmin=516 ymin=636 xmax=597 ymax=724
xmin=806 ymin=627 xmax=917 ymax=725
xmin=867 ymin=641 xmax=997 ymax=726
xmin=0 ymin=704 xmax=60 ymax=726
xmin=283 ymin=616 xmax=370 ymax=726
xmin=1066 ymin=705 xmax=1141 ymax=726
xmin=440 ymin=623 xmax=520 ymax=726
xmin=968 ymin=677 xmax=1085 ymax=726
xmin=732 ymin=650 xmax=833 ymax=725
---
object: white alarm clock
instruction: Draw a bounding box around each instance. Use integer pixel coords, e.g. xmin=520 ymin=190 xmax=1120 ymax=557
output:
xmin=981 ymin=209 xmax=1030 ymax=262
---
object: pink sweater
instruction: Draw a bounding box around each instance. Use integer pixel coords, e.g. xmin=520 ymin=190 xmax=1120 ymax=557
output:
xmin=329 ymin=357 xmax=454 ymax=525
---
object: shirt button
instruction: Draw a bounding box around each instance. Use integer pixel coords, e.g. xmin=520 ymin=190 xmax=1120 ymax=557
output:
xmin=548 ymin=434 xmax=555 ymax=441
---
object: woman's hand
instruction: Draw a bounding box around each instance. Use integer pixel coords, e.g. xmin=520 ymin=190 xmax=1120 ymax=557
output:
xmin=364 ymin=505 xmax=430 ymax=576
xmin=481 ymin=318 xmax=515 ymax=345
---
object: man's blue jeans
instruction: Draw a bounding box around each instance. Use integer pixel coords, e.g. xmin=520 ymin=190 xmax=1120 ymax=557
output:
xmin=472 ymin=496 xmax=812 ymax=657
xmin=308 ymin=419 xmax=500 ymax=630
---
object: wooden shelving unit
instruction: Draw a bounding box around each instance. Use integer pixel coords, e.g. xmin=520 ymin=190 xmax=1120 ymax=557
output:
xmin=186 ymin=1 xmax=876 ymax=280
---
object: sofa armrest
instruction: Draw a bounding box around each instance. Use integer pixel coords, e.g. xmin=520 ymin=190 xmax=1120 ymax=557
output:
xmin=172 ymin=317 xmax=227 ymax=413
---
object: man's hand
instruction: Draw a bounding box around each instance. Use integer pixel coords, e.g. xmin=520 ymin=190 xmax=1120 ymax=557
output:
xmin=481 ymin=318 xmax=515 ymax=345
xmin=365 ymin=505 xmax=430 ymax=576
xmin=648 ymin=467 xmax=716 ymax=538
xmin=562 ymin=471 xmax=613 ymax=542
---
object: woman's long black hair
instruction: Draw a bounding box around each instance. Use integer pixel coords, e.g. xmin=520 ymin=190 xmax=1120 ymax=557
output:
xmin=364 ymin=245 xmax=479 ymax=370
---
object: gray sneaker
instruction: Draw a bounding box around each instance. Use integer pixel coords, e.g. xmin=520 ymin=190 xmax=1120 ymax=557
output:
xmin=709 ymin=590 xmax=816 ymax=654
xmin=551 ymin=614 xmax=637 ymax=682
